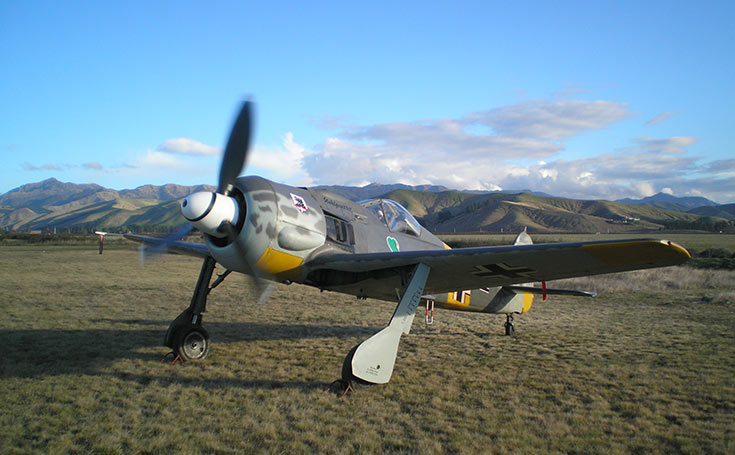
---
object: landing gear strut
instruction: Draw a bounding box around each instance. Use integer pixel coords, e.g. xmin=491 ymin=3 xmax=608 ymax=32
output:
xmin=330 ymin=263 xmax=431 ymax=395
xmin=164 ymin=256 xmax=229 ymax=362
xmin=504 ymin=314 xmax=515 ymax=336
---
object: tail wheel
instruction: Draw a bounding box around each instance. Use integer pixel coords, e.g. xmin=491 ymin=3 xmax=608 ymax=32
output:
xmin=177 ymin=327 xmax=210 ymax=361
xmin=341 ymin=344 xmax=374 ymax=389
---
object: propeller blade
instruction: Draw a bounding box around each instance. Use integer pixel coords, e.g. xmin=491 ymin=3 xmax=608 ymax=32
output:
xmin=218 ymin=101 xmax=253 ymax=195
xmin=162 ymin=223 xmax=196 ymax=244
xmin=139 ymin=244 xmax=146 ymax=267
xmin=217 ymin=220 xmax=273 ymax=304
xmin=138 ymin=223 xmax=195 ymax=265
xmin=257 ymin=283 xmax=275 ymax=306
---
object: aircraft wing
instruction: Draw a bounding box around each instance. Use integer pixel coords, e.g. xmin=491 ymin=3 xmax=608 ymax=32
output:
xmin=306 ymin=239 xmax=690 ymax=300
xmin=123 ymin=233 xmax=211 ymax=258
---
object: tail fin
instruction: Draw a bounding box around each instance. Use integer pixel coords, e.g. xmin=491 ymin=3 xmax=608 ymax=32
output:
xmin=513 ymin=227 xmax=532 ymax=246
xmin=511 ymin=227 xmax=534 ymax=312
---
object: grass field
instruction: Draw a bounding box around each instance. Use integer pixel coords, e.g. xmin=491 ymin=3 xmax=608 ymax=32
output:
xmin=2 ymin=245 xmax=734 ymax=454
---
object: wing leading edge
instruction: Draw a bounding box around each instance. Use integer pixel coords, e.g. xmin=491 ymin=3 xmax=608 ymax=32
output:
xmin=123 ymin=233 xmax=211 ymax=258
xmin=305 ymin=239 xmax=690 ymax=300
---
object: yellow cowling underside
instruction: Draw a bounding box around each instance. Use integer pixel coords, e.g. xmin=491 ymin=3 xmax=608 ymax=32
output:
xmin=255 ymin=247 xmax=303 ymax=280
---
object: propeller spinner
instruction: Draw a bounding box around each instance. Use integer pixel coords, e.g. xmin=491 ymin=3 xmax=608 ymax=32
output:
xmin=180 ymin=191 xmax=240 ymax=238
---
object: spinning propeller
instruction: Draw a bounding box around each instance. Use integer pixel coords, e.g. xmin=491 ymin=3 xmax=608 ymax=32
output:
xmin=180 ymin=100 xmax=252 ymax=238
xmin=143 ymin=101 xmax=270 ymax=299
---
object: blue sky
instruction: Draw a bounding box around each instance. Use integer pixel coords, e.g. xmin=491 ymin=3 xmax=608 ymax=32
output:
xmin=2 ymin=1 xmax=734 ymax=202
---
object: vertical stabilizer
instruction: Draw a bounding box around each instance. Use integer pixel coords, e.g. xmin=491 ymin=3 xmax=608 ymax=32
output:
xmin=510 ymin=227 xmax=535 ymax=313
xmin=513 ymin=227 xmax=533 ymax=246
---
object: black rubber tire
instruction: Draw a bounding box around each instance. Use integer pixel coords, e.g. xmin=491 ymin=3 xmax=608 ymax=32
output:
xmin=340 ymin=344 xmax=374 ymax=388
xmin=176 ymin=326 xmax=210 ymax=361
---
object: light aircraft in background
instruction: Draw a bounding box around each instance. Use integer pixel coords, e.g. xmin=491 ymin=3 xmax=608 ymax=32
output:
xmin=125 ymin=101 xmax=690 ymax=393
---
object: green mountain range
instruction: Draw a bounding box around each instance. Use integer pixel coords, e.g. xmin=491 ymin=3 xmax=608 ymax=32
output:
xmin=384 ymin=189 xmax=726 ymax=233
xmin=1 ymin=178 xmax=733 ymax=234
xmin=0 ymin=178 xmax=215 ymax=232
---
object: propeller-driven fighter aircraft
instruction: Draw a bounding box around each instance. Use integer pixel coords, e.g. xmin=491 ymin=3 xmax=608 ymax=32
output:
xmin=126 ymin=101 xmax=691 ymax=392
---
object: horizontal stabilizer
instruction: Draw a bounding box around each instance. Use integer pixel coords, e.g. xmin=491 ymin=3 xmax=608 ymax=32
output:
xmin=505 ymin=285 xmax=596 ymax=298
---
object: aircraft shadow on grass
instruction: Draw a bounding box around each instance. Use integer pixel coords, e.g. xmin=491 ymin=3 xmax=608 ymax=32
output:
xmin=100 ymin=372 xmax=329 ymax=392
xmin=3 ymin=321 xmax=379 ymax=390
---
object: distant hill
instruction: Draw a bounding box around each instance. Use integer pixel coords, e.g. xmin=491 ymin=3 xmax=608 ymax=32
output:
xmin=386 ymin=190 xmax=723 ymax=234
xmin=379 ymin=189 xmax=475 ymax=218
xmin=0 ymin=178 xmax=215 ymax=209
xmin=0 ymin=178 xmax=110 ymax=211
xmin=616 ymin=192 xmax=718 ymax=212
xmin=1 ymin=178 xmax=733 ymax=233
xmin=118 ymin=183 xmax=217 ymax=200
xmin=0 ymin=178 xmax=214 ymax=232
xmin=689 ymin=203 xmax=735 ymax=221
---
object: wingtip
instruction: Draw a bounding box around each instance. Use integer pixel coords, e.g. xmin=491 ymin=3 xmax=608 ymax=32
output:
xmin=664 ymin=240 xmax=691 ymax=260
xmin=582 ymin=239 xmax=691 ymax=267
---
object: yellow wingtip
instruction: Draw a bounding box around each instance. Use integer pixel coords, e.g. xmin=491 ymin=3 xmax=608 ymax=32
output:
xmin=583 ymin=239 xmax=690 ymax=266
xmin=667 ymin=240 xmax=691 ymax=259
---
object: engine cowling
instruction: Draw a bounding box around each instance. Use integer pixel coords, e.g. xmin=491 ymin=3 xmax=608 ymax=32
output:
xmin=181 ymin=191 xmax=240 ymax=238
xmin=193 ymin=176 xmax=327 ymax=281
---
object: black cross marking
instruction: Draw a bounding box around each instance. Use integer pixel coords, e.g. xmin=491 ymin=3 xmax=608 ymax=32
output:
xmin=472 ymin=263 xmax=535 ymax=279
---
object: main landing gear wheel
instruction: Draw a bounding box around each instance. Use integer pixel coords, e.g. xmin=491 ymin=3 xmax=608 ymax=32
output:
xmin=504 ymin=314 xmax=515 ymax=336
xmin=177 ymin=327 xmax=210 ymax=361
xmin=162 ymin=256 xmax=219 ymax=364
xmin=328 ymin=344 xmax=374 ymax=396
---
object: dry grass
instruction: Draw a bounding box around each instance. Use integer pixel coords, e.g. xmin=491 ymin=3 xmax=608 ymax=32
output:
xmin=553 ymin=267 xmax=735 ymax=300
xmin=2 ymin=245 xmax=734 ymax=454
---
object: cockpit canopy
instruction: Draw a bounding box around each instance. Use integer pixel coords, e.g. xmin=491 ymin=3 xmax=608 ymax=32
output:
xmin=360 ymin=199 xmax=422 ymax=236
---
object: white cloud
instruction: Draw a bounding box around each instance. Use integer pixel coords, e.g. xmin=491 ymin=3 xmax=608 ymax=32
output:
xmin=552 ymin=84 xmax=595 ymax=97
xmin=539 ymin=168 xmax=558 ymax=180
xmin=307 ymin=124 xmax=730 ymax=201
xmin=157 ymin=137 xmax=221 ymax=156
xmin=644 ymin=111 xmax=674 ymax=126
xmin=140 ymin=150 xmax=188 ymax=167
xmin=104 ymin=138 xmax=223 ymax=182
xmin=578 ymin=171 xmax=594 ymax=182
xmin=254 ymin=99 xmax=732 ymax=203
xmin=631 ymin=182 xmax=656 ymax=198
xmin=23 ymin=162 xmax=65 ymax=171
xmin=248 ymin=133 xmax=314 ymax=186
xmin=301 ymin=99 xmax=635 ymax=193
xmin=310 ymin=113 xmax=356 ymax=130
xmin=465 ymin=100 xmax=631 ymax=140
xmin=342 ymin=118 xmax=560 ymax=159
xmin=637 ymin=136 xmax=697 ymax=154
xmin=703 ymin=159 xmax=735 ymax=174
xmin=122 ymin=150 xmax=211 ymax=177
